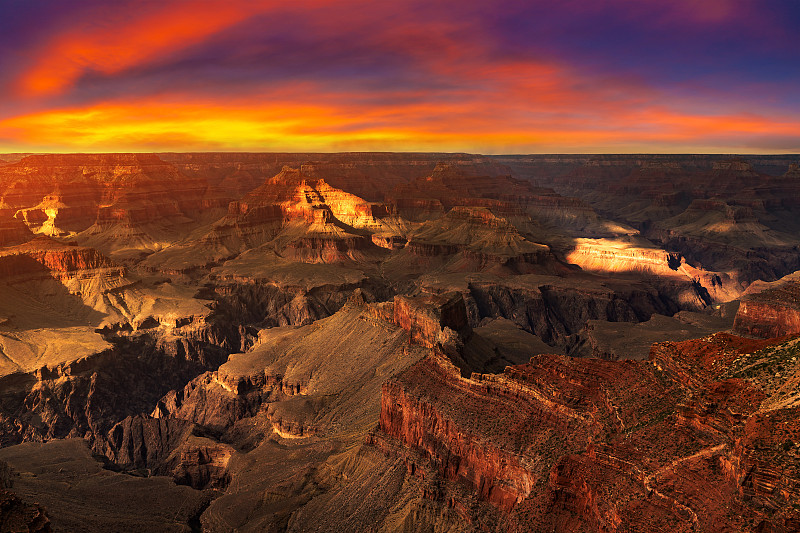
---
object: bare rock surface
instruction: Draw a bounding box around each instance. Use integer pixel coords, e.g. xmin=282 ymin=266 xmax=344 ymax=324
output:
xmin=0 ymin=439 xmax=210 ymax=532
xmin=1 ymin=153 xmax=799 ymax=531
xmin=735 ymin=271 xmax=800 ymax=338
xmin=374 ymin=333 xmax=800 ymax=531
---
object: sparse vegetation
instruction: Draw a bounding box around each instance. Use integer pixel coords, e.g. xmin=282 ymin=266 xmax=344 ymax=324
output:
xmin=725 ymin=337 xmax=800 ymax=382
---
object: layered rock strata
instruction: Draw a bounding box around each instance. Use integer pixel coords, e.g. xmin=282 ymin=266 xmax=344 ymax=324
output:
xmin=373 ymin=332 xmax=800 ymax=531
xmin=735 ymin=274 xmax=800 ymax=338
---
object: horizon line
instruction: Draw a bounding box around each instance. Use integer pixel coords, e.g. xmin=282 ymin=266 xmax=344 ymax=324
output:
xmin=2 ymin=150 xmax=800 ymax=157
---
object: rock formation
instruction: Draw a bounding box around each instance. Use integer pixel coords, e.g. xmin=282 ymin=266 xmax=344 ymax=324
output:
xmin=0 ymin=207 xmax=32 ymax=248
xmin=393 ymin=292 xmax=470 ymax=349
xmin=0 ymin=459 xmax=51 ymax=532
xmin=0 ymin=152 xmax=799 ymax=531
xmin=372 ymin=332 xmax=800 ymax=531
xmin=519 ymin=155 xmax=800 ymax=301
xmin=735 ymin=272 xmax=800 ymax=338
xmin=0 ymin=440 xmax=211 ymax=532
xmin=400 ymin=206 xmax=557 ymax=274
xmin=0 ymin=153 xmax=231 ymax=262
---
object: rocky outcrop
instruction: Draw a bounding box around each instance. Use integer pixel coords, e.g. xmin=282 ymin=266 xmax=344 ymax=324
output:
xmin=207 ymin=274 xmax=386 ymax=329
xmin=376 ymin=354 xmax=539 ymax=512
xmin=372 ymin=331 xmax=800 ymax=531
xmin=371 ymin=233 xmax=407 ymax=249
xmin=102 ymin=415 xmax=195 ymax=470
xmin=735 ymin=299 xmax=800 ymax=339
xmin=734 ymin=275 xmax=800 ymax=338
xmin=393 ymin=292 xmax=470 ymax=350
xmin=374 ymin=351 xmax=629 ymax=518
xmin=152 ymin=370 xmax=270 ymax=433
xmin=783 ymin=162 xmax=800 ymax=180
xmin=0 ymin=154 xmax=229 ymax=230
xmin=280 ymin=215 xmax=376 ymax=264
xmin=0 ymin=236 xmax=131 ymax=329
xmin=292 ymin=179 xmax=388 ymax=228
xmin=0 ymin=326 xmax=233 ymax=447
xmin=14 ymin=184 xmax=102 ymax=236
xmin=393 ymin=293 xmax=470 ymax=348
xmin=405 ymin=207 xmax=555 ymax=272
xmin=0 ymin=208 xmax=32 ymax=247
xmin=236 ymin=167 xmax=388 ymax=229
xmin=1 ymin=459 xmax=51 ymax=532
xmin=566 ymin=237 xmax=683 ymax=276
xmin=0 ymin=302 xmax=246 ymax=471
xmin=0 ymin=490 xmax=51 ymax=533
xmin=100 ymin=414 xmax=233 ymax=489
xmin=726 ymin=407 xmax=800 ymax=522
xmin=563 ymin=237 xmax=738 ymax=307
xmin=456 ymin=274 xmax=676 ymax=346
xmin=148 ymin=167 xmax=393 ymax=271
xmin=0 ymin=236 xmax=118 ymax=278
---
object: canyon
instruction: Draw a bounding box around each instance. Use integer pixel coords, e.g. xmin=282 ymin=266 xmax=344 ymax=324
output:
xmin=0 ymin=152 xmax=798 ymax=531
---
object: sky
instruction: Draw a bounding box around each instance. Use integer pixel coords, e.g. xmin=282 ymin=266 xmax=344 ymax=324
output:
xmin=0 ymin=0 xmax=799 ymax=154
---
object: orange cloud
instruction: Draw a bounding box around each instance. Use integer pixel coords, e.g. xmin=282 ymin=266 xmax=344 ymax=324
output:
xmin=18 ymin=0 xmax=337 ymax=97
xmin=5 ymin=0 xmax=798 ymax=154
xmin=3 ymin=0 xmax=795 ymax=153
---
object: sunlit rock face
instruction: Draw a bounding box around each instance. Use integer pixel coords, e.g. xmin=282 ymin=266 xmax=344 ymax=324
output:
xmin=234 ymin=165 xmax=388 ymax=225
xmin=276 ymin=175 xmax=389 ymax=231
xmin=521 ymin=156 xmax=800 ymax=299
xmin=0 ymin=236 xmax=129 ymax=325
xmin=0 ymin=235 xmax=116 ymax=274
xmin=0 ymin=154 xmax=231 ymax=261
xmin=784 ymin=163 xmax=800 ymax=180
xmin=13 ymin=184 xmax=101 ymax=236
xmin=563 ymin=237 xmax=733 ymax=308
xmin=566 ymin=237 xmax=683 ymax=276
xmin=217 ymin=167 xmax=391 ymax=264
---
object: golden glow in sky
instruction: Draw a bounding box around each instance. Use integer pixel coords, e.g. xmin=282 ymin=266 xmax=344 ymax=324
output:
xmin=1 ymin=0 xmax=799 ymax=153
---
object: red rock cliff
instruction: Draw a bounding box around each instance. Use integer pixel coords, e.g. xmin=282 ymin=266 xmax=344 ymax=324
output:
xmin=393 ymin=292 xmax=470 ymax=349
xmin=373 ymin=331 xmax=800 ymax=531
xmin=0 ymin=236 xmax=119 ymax=279
xmin=734 ymin=278 xmax=800 ymax=338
